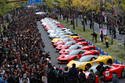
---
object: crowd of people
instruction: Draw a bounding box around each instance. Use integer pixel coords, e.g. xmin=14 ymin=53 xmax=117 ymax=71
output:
xmin=0 ymin=8 xmax=51 ymax=83
xmin=47 ymin=63 xmax=98 ymax=83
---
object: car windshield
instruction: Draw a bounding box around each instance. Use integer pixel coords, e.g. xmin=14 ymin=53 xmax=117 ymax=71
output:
xmin=63 ymin=38 xmax=72 ymax=42
xmin=65 ymin=41 xmax=76 ymax=45
xmin=69 ymin=50 xmax=84 ymax=55
xmin=60 ymin=35 xmax=68 ymax=39
xmin=79 ymin=55 xmax=98 ymax=62
xmin=69 ymin=45 xmax=83 ymax=50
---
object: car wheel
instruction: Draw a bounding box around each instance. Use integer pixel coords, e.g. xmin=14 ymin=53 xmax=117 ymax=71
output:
xmin=74 ymin=56 xmax=78 ymax=60
xmin=107 ymin=59 xmax=113 ymax=64
xmin=121 ymin=69 xmax=125 ymax=78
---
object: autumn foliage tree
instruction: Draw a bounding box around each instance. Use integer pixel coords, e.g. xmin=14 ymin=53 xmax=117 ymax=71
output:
xmin=0 ymin=0 xmax=14 ymax=15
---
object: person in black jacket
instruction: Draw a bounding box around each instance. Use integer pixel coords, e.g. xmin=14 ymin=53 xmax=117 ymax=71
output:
xmin=69 ymin=64 xmax=79 ymax=83
xmin=78 ymin=69 xmax=86 ymax=83
xmin=88 ymin=69 xmax=96 ymax=83
xmin=96 ymin=62 xmax=105 ymax=83
xmin=63 ymin=67 xmax=69 ymax=83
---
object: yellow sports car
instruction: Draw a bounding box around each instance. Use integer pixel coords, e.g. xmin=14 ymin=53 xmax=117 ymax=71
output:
xmin=67 ymin=55 xmax=113 ymax=70
xmin=68 ymin=36 xmax=80 ymax=39
xmin=52 ymin=38 xmax=61 ymax=43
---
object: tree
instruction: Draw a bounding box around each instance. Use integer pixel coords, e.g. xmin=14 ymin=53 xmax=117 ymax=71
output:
xmin=0 ymin=0 xmax=17 ymax=16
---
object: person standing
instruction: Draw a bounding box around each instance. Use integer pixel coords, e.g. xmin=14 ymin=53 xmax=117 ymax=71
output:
xmin=100 ymin=30 xmax=104 ymax=42
xmin=112 ymin=74 xmax=119 ymax=83
xmin=104 ymin=35 xmax=109 ymax=48
xmin=87 ymin=69 xmax=96 ymax=83
xmin=69 ymin=64 xmax=79 ymax=83
xmin=42 ymin=72 xmax=47 ymax=83
xmin=83 ymin=15 xmax=87 ymax=25
xmin=63 ymin=67 xmax=69 ymax=83
xmin=78 ymin=69 xmax=86 ymax=83
xmin=91 ymin=32 xmax=97 ymax=43
xmin=96 ymin=62 xmax=105 ymax=83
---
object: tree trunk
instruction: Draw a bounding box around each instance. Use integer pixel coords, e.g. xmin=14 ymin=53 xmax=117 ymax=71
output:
xmin=59 ymin=8 xmax=61 ymax=19
xmin=75 ymin=10 xmax=78 ymax=27
xmin=82 ymin=13 xmax=85 ymax=31
xmin=73 ymin=11 xmax=75 ymax=30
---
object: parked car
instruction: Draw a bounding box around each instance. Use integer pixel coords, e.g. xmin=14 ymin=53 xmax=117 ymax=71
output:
xmin=57 ymin=50 xmax=85 ymax=63
xmin=67 ymin=55 xmax=113 ymax=70
xmin=56 ymin=41 xmax=76 ymax=50
xmin=88 ymin=64 xmax=125 ymax=81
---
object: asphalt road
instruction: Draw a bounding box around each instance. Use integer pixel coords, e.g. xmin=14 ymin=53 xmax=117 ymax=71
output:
xmin=37 ymin=21 xmax=125 ymax=83
xmin=37 ymin=21 xmax=65 ymax=68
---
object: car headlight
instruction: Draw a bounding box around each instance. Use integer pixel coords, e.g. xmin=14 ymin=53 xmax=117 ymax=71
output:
xmin=105 ymin=71 xmax=110 ymax=77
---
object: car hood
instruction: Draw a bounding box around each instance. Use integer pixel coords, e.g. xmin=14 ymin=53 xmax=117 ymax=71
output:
xmin=67 ymin=60 xmax=82 ymax=68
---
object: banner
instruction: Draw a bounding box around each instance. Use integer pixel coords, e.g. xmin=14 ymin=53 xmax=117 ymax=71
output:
xmin=28 ymin=0 xmax=42 ymax=5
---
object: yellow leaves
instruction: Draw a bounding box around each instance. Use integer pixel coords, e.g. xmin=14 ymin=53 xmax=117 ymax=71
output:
xmin=75 ymin=0 xmax=100 ymax=11
xmin=121 ymin=0 xmax=125 ymax=12
xmin=45 ymin=0 xmax=100 ymax=12
xmin=45 ymin=0 xmax=54 ymax=8
xmin=81 ymin=0 xmax=91 ymax=7
xmin=105 ymin=2 xmax=112 ymax=10
xmin=45 ymin=0 xmax=67 ymax=8
xmin=0 ymin=0 xmax=17 ymax=15
xmin=45 ymin=0 xmax=125 ymax=13
xmin=59 ymin=0 xmax=67 ymax=8
xmin=72 ymin=0 xmax=81 ymax=7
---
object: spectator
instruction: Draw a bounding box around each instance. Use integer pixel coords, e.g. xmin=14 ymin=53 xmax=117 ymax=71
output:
xmin=104 ymin=35 xmax=109 ymax=48
xmin=91 ymin=32 xmax=97 ymax=43
xmin=87 ymin=69 xmax=96 ymax=83
xmin=83 ymin=15 xmax=87 ymax=25
xmin=100 ymin=30 xmax=104 ymax=42
xmin=57 ymin=69 xmax=64 ymax=83
xmin=42 ymin=72 xmax=47 ymax=83
xmin=0 ymin=8 xmax=48 ymax=83
xmin=69 ymin=64 xmax=79 ymax=83
xmin=47 ymin=65 xmax=57 ymax=83
xmin=78 ymin=69 xmax=86 ymax=83
xmin=63 ymin=67 xmax=69 ymax=83
xmin=96 ymin=62 xmax=105 ymax=83
xmin=112 ymin=74 xmax=119 ymax=83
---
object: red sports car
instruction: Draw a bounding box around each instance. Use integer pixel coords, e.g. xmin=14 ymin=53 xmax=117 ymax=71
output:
xmin=57 ymin=50 xmax=85 ymax=63
xmin=53 ymin=38 xmax=86 ymax=47
xmin=56 ymin=41 xmax=76 ymax=50
xmin=53 ymin=38 xmax=73 ymax=46
xmin=57 ymin=49 xmax=99 ymax=63
xmin=77 ymin=41 xmax=89 ymax=46
xmin=59 ymin=44 xmax=83 ymax=54
xmin=59 ymin=45 xmax=96 ymax=54
xmin=74 ymin=38 xmax=86 ymax=42
xmin=83 ymin=50 xmax=100 ymax=55
xmin=56 ymin=23 xmax=65 ymax=28
xmin=59 ymin=46 xmax=99 ymax=55
xmin=89 ymin=64 xmax=125 ymax=81
xmin=81 ymin=45 xmax=96 ymax=50
xmin=53 ymin=41 xmax=65 ymax=47
xmin=44 ymin=24 xmax=52 ymax=31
